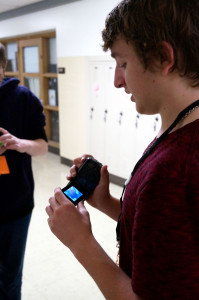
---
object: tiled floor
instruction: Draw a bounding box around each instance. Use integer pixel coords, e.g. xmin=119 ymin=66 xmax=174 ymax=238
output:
xmin=21 ymin=152 xmax=123 ymax=300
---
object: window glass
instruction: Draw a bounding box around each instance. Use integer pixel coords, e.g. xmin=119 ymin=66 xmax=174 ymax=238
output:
xmin=48 ymin=78 xmax=58 ymax=106
xmin=50 ymin=111 xmax=59 ymax=142
xmin=24 ymin=46 xmax=39 ymax=73
xmin=24 ymin=77 xmax=40 ymax=99
xmin=6 ymin=42 xmax=18 ymax=72
xmin=48 ymin=37 xmax=57 ymax=72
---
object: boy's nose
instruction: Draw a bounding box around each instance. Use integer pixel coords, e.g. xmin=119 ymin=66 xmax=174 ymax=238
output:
xmin=114 ymin=64 xmax=125 ymax=88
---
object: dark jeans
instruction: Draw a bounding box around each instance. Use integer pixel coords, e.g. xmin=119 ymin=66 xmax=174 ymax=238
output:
xmin=0 ymin=213 xmax=32 ymax=300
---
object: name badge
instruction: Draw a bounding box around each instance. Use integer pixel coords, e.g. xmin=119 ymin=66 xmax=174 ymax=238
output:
xmin=0 ymin=156 xmax=10 ymax=175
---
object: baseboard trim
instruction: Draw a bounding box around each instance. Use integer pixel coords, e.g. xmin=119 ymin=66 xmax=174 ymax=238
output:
xmin=109 ymin=173 xmax=125 ymax=186
xmin=48 ymin=146 xmax=60 ymax=155
xmin=60 ymin=156 xmax=72 ymax=166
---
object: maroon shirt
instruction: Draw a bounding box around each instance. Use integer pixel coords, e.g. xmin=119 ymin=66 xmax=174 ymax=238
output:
xmin=119 ymin=119 xmax=199 ymax=300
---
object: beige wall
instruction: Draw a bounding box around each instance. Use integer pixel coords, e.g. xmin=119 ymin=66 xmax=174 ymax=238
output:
xmin=58 ymin=56 xmax=89 ymax=159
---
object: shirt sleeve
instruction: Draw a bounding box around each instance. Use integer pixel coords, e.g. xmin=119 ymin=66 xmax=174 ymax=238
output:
xmin=22 ymin=88 xmax=48 ymax=142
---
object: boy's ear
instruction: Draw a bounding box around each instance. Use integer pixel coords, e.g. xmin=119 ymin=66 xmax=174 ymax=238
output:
xmin=160 ymin=41 xmax=175 ymax=75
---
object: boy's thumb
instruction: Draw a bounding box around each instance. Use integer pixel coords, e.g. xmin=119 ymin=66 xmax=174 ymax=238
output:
xmin=100 ymin=165 xmax=109 ymax=183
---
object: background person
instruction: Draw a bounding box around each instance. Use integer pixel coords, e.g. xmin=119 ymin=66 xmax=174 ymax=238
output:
xmin=0 ymin=42 xmax=48 ymax=300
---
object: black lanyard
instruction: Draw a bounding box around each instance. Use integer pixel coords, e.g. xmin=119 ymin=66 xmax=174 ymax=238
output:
xmin=116 ymin=99 xmax=199 ymax=242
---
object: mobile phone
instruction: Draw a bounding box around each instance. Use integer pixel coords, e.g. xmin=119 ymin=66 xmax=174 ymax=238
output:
xmin=62 ymin=157 xmax=102 ymax=205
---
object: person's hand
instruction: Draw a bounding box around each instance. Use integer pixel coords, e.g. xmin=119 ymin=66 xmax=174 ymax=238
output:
xmin=0 ymin=146 xmax=6 ymax=155
xmin=67 ymin=154 xmax=111 ymax=210
xmin=0 ymin=128 xmax=5 ymax=154
xmin=46 ymin=187 xmax=93 ymax=252
xmin=0 ymin=127 xmax=27 ymax=153
xmin=0 ymin=141 xmax=6 ymax=155
xmin=67 ymin=154 xmax=94 ymax=180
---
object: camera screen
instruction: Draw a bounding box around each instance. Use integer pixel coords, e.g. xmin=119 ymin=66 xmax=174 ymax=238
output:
xmin=63 ymin=186 xmax=83 ymax=202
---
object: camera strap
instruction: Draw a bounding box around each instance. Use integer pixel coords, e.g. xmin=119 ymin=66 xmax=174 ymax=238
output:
xmin=116 ymin=99 xmax=199 ymax=242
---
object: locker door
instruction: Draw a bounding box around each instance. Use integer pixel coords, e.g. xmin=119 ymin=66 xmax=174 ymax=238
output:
xmin=88 ymin=62 xmax=106 ymax=162
xmin=103 ymin=61 xmax=138 ymax=178
xmin=103 ymin=61 xmax=121 ymax=174
xmin=117 ymin=92 xmax=138 ymax=178
xmin=134 ymin=114 xmax=161 ymax=162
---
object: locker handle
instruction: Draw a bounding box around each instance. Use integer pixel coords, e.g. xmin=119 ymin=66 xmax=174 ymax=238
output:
xmin=135 ymin=114 xmax=140 ymax=128
xmin=90 ymin=107 xmax=94 ymax=119
xmin=104 ymin=109 xmax=108 ymax=122
xmin=154 ymin=116 xmax=159 ymax=131
xmin=119 ymin=112 xmax=123 ymax=125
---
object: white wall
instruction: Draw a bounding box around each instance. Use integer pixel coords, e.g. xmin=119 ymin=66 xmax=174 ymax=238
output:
xmin=0 ymin=0 xmax=120 ymax=56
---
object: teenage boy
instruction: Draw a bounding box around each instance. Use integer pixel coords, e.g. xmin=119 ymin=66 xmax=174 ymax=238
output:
xmin=46 ymin=1 xmax=199 ymax=299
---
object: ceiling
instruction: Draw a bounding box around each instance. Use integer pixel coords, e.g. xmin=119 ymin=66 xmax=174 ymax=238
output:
xmin=0 ymin=0 xmax=46 ymax=14
xmin=0 ymin=0 xmax=81 ymax=20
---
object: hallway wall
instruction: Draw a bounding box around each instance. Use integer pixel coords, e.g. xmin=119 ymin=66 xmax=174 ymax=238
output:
xmin=0 ymin=0 xmax=119 ymax=56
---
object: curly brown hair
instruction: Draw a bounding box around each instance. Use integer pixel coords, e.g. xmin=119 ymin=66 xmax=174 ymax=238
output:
xmin=102 ymin=0 xmax=199 ymax=87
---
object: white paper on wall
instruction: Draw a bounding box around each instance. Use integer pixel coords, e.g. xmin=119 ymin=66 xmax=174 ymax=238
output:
xmin=48 ymin=89 xmax=56 ymax=106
